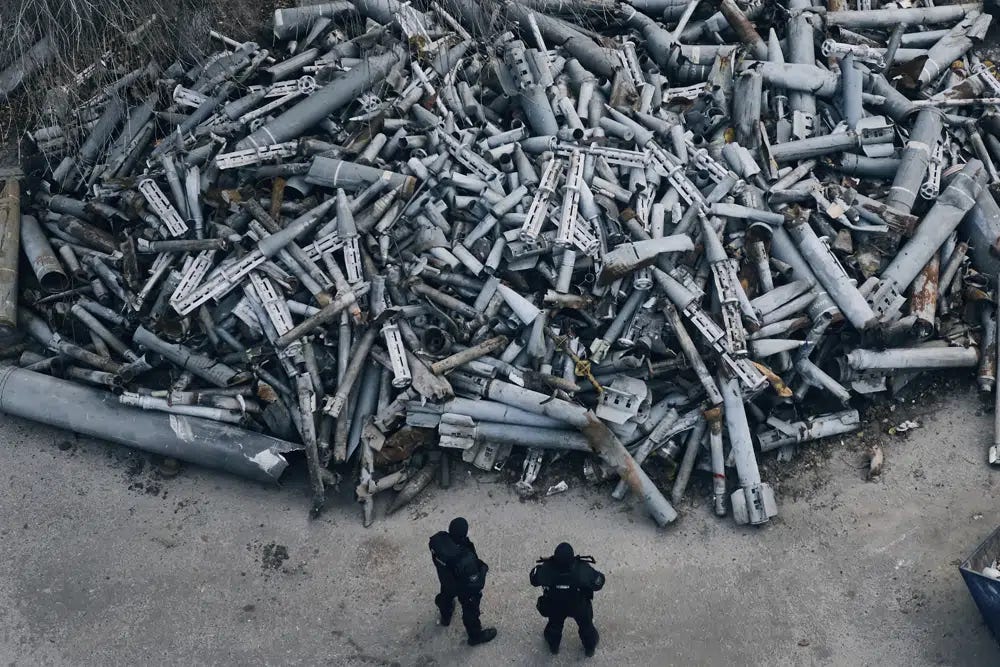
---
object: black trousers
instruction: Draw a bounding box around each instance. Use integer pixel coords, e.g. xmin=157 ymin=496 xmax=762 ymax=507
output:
xmin=543 ymin=599 xmax=598 ymax=651
xmin=435 ymin=568 xmax=482 ymax=637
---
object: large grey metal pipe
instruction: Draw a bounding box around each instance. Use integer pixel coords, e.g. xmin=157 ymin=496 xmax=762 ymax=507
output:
xmin=0 ymin=366 xmax=297 ymax=483
xmin=629 ymin=0 xmax=687 ymax=12
xmin=720 ymin=0 xmax=767 ymax=59
xmin=767 ymin=225 xmax=839 ymax=323
xmin=447 ymin=419 xmax=593 ymax=451
xmin=839 ymin=54 xmax=863 ymax=129
xmin=353 ymin=0 xmax=408 ymax=24
xmin=0 ymin=173 xmax=20 ymax=342
xmin=520 ymin=84 xmax=560 ymax=136
xmin=236 ymin=46 xmax=404 ymax=151
xmin=720 ymin=373 xmax=776 ymax=525
xmin=758 ymin=410 xmax=861 ymax=451
xmin=410 ymin=397 xmax=567 ymax=429
xmin=20 ymin=214 xmax=68 ymax=293
xmin=79 ymin=97 xmax=126 ymax=168
xmin=733 ymin=69 xmax=762 ymax=150
xmin=825 ymin=4 xmax=978 ymax=29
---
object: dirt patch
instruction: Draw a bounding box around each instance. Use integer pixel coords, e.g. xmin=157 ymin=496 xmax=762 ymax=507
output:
xmin=353 ymin=535 xmax=402 ymax=575
xmin=106 ymin=449 xmax=172 ymax=499
xmin=260 ymin=542 xmax=289 ymax=571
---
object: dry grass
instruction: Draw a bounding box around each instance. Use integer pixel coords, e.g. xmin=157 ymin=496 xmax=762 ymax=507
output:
xmin=0 ymin=0 xmax=273 ymax=156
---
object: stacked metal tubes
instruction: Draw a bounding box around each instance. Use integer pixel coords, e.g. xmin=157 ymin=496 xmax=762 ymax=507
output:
xmin=4 ymin=0 xmax=1000 ymax=527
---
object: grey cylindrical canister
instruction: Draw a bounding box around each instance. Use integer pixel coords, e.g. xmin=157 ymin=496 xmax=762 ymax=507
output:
xmin=960 ymin=188 xmax=1000 ymax=277
xmin=834 ymin=154 xmax=901 ymax=178
xmin=733 ymin=69 xmax=762 ymax=150
xmin=885 ymin=109 xmax=944 ymax=214
xmin=273 ymin=2 xmax=354 ymax=39
xmin=133 ymin=325 xmax=246 ymax=387
xmin=881 ymin=160 xmax=986 ymax=292
xmin=758 ymin=410 xmax=862 ymax=451
xmin=785 ymin=216 xmax=876 ymax=329
xmin=305 ymin=156 xmax=416 ymax=193
xmin=472 ymin=421 xmax=592 ymax=452
xmin=845 ymin=346 xmax=979 ymax=371
xmin=21 ymin=215 xmax=69 ymax=294
xmin=862 ymin=71 xmax=915 ymax=122
xmin=839 ymin=54 xmax=863 ymax=129
xmin=719 ymin=374 xmax=762 ymax=488
xmin=769 ymin=131 xmax=872 ymax=162
xmin=0 ymin=366 xmax=295 ymax=483
xmin=520 ymin=84 xmax=560 ymax=136
xmin=826 ymin=4 xmax=977 ymax=29
xmin=79 ymin=97 xmax=126 ymax=167
xmin=786 ymin=0 xmax=817 ymax=120
xmin=235 ymin=46 xmax=403 ymax=150
xmin=751 ymin=62 xmax=839 ymax=97
xmin=720 ymin=0 xmax=767 ymax=59
xmin=918 ymin=12 xmax=991 ymax=85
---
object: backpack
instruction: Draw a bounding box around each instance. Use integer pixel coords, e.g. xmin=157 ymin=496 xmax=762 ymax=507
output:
xmin=532 ymin=555 xmax=604 ymax=603
xmin=429 ymin=532 xmax=487 ymax=592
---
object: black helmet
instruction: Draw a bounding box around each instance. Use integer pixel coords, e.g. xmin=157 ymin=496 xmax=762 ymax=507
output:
xmin=553 ymin=542 xmax=575 ymax=569
xmin=448 ymin=517 xmax=469 ymax=539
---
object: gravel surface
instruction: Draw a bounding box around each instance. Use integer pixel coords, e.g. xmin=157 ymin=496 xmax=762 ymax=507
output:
xmin=1 ymin=380 xmax=1000 ymax=665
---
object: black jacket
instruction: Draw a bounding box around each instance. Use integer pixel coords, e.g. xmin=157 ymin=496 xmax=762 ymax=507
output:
xmin=530 ymin=558 xmax=605 ymax=608
xmin=429 ymin=531 xmax=487 ymax=592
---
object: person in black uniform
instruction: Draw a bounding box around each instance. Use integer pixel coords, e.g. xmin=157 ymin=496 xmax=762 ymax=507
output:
xmin=530 ymin=542 xmax=605 ymax=656
xmin=428 ymin=517 xmax=497 ymax=646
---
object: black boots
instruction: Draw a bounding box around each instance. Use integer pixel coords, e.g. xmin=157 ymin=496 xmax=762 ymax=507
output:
xmin=467 ymin=628 xmax=498 ymax=646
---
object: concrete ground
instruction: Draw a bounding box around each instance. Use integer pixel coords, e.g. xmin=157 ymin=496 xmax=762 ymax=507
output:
xmin=1 ymin=382 xmax=999 ymax=666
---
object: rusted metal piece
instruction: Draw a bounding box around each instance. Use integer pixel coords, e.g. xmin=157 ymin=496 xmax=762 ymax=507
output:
xmin=581 ymin=412 xmax=677 ymax=526
xmin=54 ymin=215 xmax=118 ymax=254
xmin=719 ymin=0 xmax=767 ymax=60
xmin=0 ymin=172 xmax=21 ymax=343
xmin=979 ymin=304 xmax=997 ymax=393
xmin=910 ymin=255 xmax=940 ymax=339
xmin=430 ymin=336 xmax=508 ymax=375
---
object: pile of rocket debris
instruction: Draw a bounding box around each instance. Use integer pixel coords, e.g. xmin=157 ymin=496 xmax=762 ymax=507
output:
xmin=2 ymin=0 xmax=999 ymax=528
